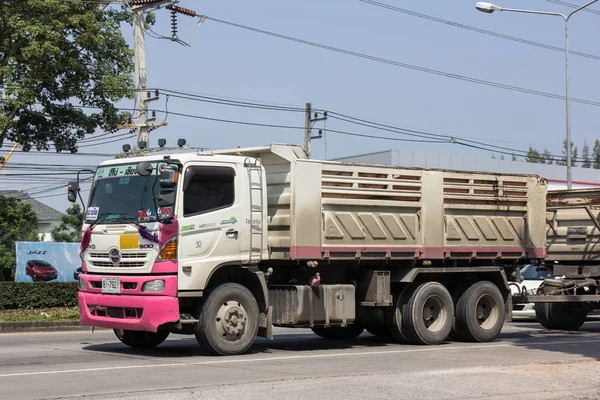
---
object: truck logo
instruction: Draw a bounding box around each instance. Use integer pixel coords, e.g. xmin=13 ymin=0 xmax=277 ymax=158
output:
xmin=139 ymin=244 xmax=154 ymax=249
xmin=109 ymin=249 xmax=122 ymax=264
xmin=220 ymin=216 xmax=238 ymax=225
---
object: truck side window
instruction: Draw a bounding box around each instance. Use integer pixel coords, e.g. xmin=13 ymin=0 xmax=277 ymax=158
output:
xmin=183 ymin=166 xmax=235 ymax=216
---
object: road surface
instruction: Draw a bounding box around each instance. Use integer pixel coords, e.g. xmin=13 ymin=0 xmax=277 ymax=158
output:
xmin=1 ymin=320 xmax=600 ymax=400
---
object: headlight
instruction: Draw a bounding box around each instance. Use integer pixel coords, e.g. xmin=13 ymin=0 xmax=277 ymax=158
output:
xmin=142 ymin=279 xmax=165 ymax=293
xmin=79 ymin=278 xmax=87 ymax=290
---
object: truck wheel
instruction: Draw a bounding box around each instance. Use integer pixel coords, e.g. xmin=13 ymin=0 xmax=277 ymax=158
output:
xmin=454 ymin=281 xmax=505 ymax=342
xmin=534 ymin=302 xmax=587 ymax=331
xmin=114 ymin=329 xmax=170 ymax=349
xmin=400 ymin=282 xmax=454 ymax=345
xmin=195 ymin=283 xmax=259 ymax=356
xmin=387 ymin=286 xmax=412 ymax=343
xmin=311 ymin=325 xmax=364 ymax=340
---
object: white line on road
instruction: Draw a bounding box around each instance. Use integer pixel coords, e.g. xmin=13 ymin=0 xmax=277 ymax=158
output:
xmin=0 ymin=338 xmax=599 ymax=379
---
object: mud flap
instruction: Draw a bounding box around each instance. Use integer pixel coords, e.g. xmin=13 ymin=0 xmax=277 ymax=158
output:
xmin=258 ymin=305 xmax=273 ymax=340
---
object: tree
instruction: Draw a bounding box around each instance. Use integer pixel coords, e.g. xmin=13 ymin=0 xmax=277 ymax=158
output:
xmin=512 ymin=154 xmax=518 ymax=161
xmin=541 ymin=148 xmax=554 ymax=165
xmin=51 ymin=204 xmax=84 ymax=242
xmin=582 ymin=141 xmax=591 ymax=168
xmin=594 ymin=140 xmax=600 ymax=169
xmin=0 ymin=0 xmax=135 ymax=153
xmin=556 ymin=139 xmax=578 ymax=167
xmin=0 ymin=196 xmax=38 ymax=281
xmin=525 ymin=147 xmax=541 ymax=163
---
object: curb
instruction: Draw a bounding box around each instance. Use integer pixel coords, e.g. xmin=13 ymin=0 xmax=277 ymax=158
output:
xmin=0 ymin=321 xmax=108 ymax=333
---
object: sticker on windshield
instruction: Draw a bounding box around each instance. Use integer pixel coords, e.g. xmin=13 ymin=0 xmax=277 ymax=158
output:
xmin=86 ymin=207 xmax=100 ymax=221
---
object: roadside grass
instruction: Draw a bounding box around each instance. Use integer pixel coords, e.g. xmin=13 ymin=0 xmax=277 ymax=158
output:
xmin=0 ymin=307 xmax=79 ymax=322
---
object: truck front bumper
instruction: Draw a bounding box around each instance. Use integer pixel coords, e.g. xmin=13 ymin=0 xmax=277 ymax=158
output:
xmin=78 ymin=274 xmax=180 ymax=332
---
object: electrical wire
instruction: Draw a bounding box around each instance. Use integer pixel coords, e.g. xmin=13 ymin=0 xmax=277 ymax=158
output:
xmin=360 ymin=0 xmax=600 ymax=61
xmin=545 ymin=0 xmax=600 ymax=15
xmin=200 ymin=15 xmax=600 ymax=107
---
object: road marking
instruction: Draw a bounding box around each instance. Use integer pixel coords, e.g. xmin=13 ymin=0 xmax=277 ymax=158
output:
xmin=0 ymin=338 xmax=599 ymax=378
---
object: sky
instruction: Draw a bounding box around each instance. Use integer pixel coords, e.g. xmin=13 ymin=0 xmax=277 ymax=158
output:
xmin=1 ymin=0 xmax=599 ymax=213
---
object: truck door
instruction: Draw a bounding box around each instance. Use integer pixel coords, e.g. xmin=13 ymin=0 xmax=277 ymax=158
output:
xmin=177 ymin=163 xmax=248 ymax=291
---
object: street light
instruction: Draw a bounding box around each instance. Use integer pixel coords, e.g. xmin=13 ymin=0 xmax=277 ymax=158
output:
xmin=475 ymin=0 xmax=598 ymax=190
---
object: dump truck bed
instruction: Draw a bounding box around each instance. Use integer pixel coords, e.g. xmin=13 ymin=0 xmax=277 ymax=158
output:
xmin=546 ymin=189 xmax=600 ymax=263
xmin=216 ymin=144 xmax=548 ymax=263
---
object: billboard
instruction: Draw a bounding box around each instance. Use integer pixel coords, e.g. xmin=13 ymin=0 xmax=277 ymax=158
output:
xmin=15 ymin=242 xmax=80 ymax=282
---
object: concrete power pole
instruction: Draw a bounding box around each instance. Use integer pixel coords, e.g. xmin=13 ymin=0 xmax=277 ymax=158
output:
xmin=129 ymin=0 xmax=178 ymax=150
xmin=303 ymin=102 xmax=327 ymax=159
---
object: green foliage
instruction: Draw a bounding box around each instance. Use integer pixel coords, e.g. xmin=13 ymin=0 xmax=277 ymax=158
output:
xmin=582 ymin=141 xmax=591 ymax=168
xmin=0 ymin=196 xmax=38 ymax=281
xmin=556 ymin=139 xmax=578 ymax=167
xmin=0 ymin=0 xmax=134 ymax=151
xmin=0 ymin=282 xmax=78 ymax=309
xmin=525 ymin=147 xmax=553 ymax=164
xmin=52 ymin=203 xmax=84 ymax=242
xmin=593 ymin=140 xmax=600 ymax=169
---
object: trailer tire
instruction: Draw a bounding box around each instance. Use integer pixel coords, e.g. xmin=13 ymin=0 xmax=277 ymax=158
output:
xmin=387 ymin=285 xmax=413 ymax=343
xmin=114 ymin=329 xmax=169 ymax=349
xmin=195 ymin=283 xmax=259 ymax=356
xmin=534 ymin=302 xmax=586 ymax=331
xmin=454 ymin=281 xmax=505 ymax=342
xmin=311 ymin=325 xmax=365 ymax=340
xmin=400 ymin=282 xmax=454 ymax=345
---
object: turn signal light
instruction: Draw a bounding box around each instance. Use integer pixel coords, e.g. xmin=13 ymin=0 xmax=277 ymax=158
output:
xmin=158 ymin=238 xmax=177 ymax=260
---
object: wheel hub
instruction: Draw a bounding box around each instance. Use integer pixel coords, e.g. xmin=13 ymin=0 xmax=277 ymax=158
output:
xmin=216 ymin=301 xmax=248 ymax=341
xmin=422 ymin=295 xmax=446 ymax=332
xmin=476 ymin=294 xmax=498 ymax=330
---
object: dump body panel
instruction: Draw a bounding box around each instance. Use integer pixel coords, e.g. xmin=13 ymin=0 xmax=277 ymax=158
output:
xmin=546 ymin=189 xmax=600 ymax=262
xmin=241 ymin=146 xmax=548 ymax=262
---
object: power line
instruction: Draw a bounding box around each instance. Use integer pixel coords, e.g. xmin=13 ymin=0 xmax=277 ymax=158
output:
xmin=360 ymin=0 xmax=600 ymax=61
xmin=200 ymin=15 xmax=600 ymax=107
xmin=545 ymin=0 xmax=600 ymax=15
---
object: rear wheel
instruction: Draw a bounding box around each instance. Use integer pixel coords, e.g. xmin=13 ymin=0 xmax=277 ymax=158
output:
xmin=454 ymin=281 xmax=505 ymax=342
xmin=195 ymin=283 xmax=259 ymax=356
xmin=395 ymin=282 xmax=454 ymax=345
xmin=534 ymin=302 xmax=587 ymax=331
xmin=114 ymin=329 xmax=170 ymax=349
xmin=311 ymin=325 xmax=365 ymax=340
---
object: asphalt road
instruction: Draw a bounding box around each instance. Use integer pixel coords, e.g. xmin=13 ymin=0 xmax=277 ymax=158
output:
xmin=1 ymin=320 xmax=600 ymax=400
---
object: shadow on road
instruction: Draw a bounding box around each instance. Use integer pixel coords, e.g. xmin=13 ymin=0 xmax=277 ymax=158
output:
xmin=82 ymin=320 xmax=600 ymax=360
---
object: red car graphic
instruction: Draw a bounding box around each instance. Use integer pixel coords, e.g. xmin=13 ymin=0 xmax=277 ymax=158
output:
xmin=25 ymin=260 xmax=58 ymax=282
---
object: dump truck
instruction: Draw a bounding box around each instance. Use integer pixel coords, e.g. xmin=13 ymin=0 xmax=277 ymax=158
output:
xmin=69 ymin=143 xmax=550 ymax=355
xmin=511 ymin=188 xmax=600 ymax=328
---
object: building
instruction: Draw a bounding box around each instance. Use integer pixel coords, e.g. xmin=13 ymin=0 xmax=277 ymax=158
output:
xmin=334 ymin=148 xmax=600 ymax=190
xmin=0 ymin=190 xmax=64 ymax=242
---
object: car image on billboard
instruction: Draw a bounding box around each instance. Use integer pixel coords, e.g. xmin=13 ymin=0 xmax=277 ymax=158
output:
xmin=15 ymin=242 xmax=80 ymax=283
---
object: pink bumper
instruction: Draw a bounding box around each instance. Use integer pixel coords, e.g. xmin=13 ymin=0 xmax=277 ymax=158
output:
xmin=78 ymin=274 xmax=180 ymax=332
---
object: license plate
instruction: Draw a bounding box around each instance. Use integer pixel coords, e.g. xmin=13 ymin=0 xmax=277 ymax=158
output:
xmin=120 ymin=234 xmax=139 ymax=249
xmin=102 ymin=277 xmax=120 ymax=294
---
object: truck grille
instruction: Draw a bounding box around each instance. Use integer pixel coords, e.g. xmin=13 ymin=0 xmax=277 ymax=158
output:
xmin=87 ymin=251 xmax=150 ymax=268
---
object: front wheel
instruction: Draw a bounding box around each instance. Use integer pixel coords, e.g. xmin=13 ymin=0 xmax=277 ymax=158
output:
xmin=195 ymin=283 xmax=259 ymax=356
xmin=114 ymin=329 xmax=170 ymax=349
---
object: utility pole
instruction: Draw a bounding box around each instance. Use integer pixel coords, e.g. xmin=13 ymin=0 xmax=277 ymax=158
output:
xmin=303 ymin=102 xmax=327 ymax=158
xmin=126 ymin=0 xmax=179 ymax=150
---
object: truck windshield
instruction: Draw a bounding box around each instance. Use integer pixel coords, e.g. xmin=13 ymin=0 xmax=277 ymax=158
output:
xmin=87 ymin=162 xmax=165 ymax=223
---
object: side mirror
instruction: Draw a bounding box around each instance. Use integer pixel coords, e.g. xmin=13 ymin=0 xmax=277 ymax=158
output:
xmin=136 ymin=161 xmax=153 ymax=176
xmin=159 ymin=165 xmax=179 ymax=188
xmin=67 ymin=181 xmax=79 ymax=203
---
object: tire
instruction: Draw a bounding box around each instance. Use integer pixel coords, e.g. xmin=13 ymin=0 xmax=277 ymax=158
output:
xmin=400 ymin=282 xmax=454 ymax=345
xmin=114 ymin=329 xmax=169 ymax=349
xmin=454 ymin=281 xmax=505 ymax=342
xmin=311 ymin=325 xmax=365 ymax=340
xmin=366 ymin=325 xmax=391 ymax=338
xmin=534 ymin=302 xmax=586 ymax=331
xmin=195 ymin=283 xmax=259 ymax=356
xmin=386 ymin=285 xmax=413 ymax=343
